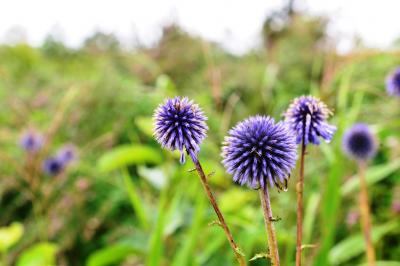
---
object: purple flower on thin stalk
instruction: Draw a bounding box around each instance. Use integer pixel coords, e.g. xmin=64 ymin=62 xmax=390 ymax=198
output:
xmin=342 ymin=124 xmax=377 ymax=161
xmin=153 ymin=97 xmax=208 ymax=164
xmin=19 ymin=130 xmax=44 ymax=152
xmin=284 ymin=95 xmax=336 ymax=145
xmin=386 ymin=67 xmax=400 ymax=97
xmin=43 ymin=157 xmax=64 ymax=176
xmin=56 ymin=144 xmax=77 ymax=165
xmin=221 ymin=115 xmax=297 ymax=190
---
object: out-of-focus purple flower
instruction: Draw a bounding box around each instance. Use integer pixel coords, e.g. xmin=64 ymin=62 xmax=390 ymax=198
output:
xmin=43 ymin=157 xmax=63 ymax=176
xmin=284 ymin=96 xmax=336 ymax=145
xmin=346 ymin=211 xmax=359 ymax=228
xmin=386 ymin=67 xmax=400 ymax=97
xmin=19 ymin=130 xmax=44 ymax=152
xmin=342 ymin=123 xmax=377 ymax=161
xmin=221 ymin=115 xmax=297 ymax=190
xmin=153 ymin=97 xmax=208 ymax=164
xmin=56 ymin=144 xmax=77 ymax=165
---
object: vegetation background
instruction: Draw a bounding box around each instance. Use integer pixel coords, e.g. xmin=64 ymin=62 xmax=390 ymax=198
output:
xmin=0 ymin=5 xmax=400 ymax=266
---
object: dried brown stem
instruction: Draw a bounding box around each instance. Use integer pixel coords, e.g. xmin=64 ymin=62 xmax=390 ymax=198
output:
xmin=296 ymin=141 xmax=306 ymax=266
xmin=259 ymin=186 xmax=280 ymax=266
xmin=192 ymin=158 xmax=246 ymax=266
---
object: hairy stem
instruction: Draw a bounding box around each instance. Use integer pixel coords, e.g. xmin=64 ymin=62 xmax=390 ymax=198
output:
xmin=192 ymin=157 xmax=246 ymax=266
xmin=358 ymin=161 xmax=376 ymax=266
xmin=296 ymin=141 xmax=306 ymax=266
xmin=259 ymin=186 xmax=280 ymax=266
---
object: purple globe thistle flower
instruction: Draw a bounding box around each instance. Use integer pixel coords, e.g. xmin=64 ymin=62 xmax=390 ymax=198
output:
xmin=56 ymin=144 xmax=77 ymax=165
xmin=43 ymin=157 xmax=64 ymax=176
xmin=153 ymin=97 xmax=208 ymax=164
xmin=19 ymin=130 xmax=44 ymax=152
xmin=221 ymin=115 xmax=297 ymax=189
xmin=386 ymin=67 xmax=400 ymax=97
xmin=284 ymin=96 xmax=336 ymax=145
xmin=342 ymin=124 xmax=377 ymax=161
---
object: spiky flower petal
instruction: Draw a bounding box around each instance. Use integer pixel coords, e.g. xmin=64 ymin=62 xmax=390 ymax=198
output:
xmin=222 ymin=115 xmax=297 ymax=190
xmin=342 ymin=123 xmax=377 ymax=161
xmin=284 ymin=96 xmax=336 ymax=145
xmin=386 ymin=67 xmax=400 ymax=97
xmin=153 ymin=97 xmax=208 ymax=163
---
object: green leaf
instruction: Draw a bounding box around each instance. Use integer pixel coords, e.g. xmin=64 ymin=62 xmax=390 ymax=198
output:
xmin=86 ymin=243 xmax=141 ymax=266
xmin=135 ymin=116 xmax=154 ymax=137
xmin=156 ymin=74 xmax=177 ymax=95
xmin=329 ymin=221 xmax=399 ymax=265
xmin=122 ymin=169 xmax=149 ymax=229
xmin=341 ymin=158 xmax=400 ymax=196
xmin=303 ymin=193 xmax=320 ymax=245
xmin=16 ymin=242 xmax=58 ymax=266
xmin=358 ymin=262 xmax=400 ymax=266
xmin=146 ymin=189 xmax=168 ymax=266
xmin=0 ymin=222 xmax=24 ymax=252
xmin=98 ymin=145 xmax=162 ymax=172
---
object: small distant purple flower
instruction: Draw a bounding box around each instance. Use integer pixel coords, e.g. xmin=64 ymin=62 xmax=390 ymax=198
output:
xmin=346 ymin=211 xmax=359 ymax=228
xmin=43 ymin=157 xmax=63 ymax=176
xmin=19 ymin=131 xmax=44 ymax=152
xmin=153 ymin=97 xmax=208 ymax=164
xmin=284 ymin=96 xmax=336 ymax=145
xmin=386 ymin=67 xmax=400 ymax=97
xmin=221 ymin=116 xmax=297 ymax=190
xmin=392 ymin=200 xmax=400 ymax=214
xmin=56 ymin=144 xmax=77 ymax=165
xmin=342 ymin=124 xmax=377 ymax=161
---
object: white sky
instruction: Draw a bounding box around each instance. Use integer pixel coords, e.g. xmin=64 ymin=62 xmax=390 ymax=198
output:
xmin=0 ymin=0 xmax=399 ymax=54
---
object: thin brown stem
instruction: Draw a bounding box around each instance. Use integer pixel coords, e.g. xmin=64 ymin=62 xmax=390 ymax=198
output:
xmin=358 ymin=161 xmax=376 ymax=266
xmin=192 ymin=158 xmax=246 ymax=266
xmin=259 ymin=186 xmax=280 ymax=266
xmin=296 ymin=141 xmax=306 ymax=266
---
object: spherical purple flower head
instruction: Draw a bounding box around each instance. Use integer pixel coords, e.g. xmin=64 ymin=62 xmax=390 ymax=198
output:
xmin=56 ymin=144 xmax=77 ymax=166
xmin=342 ymin=123 xmax=377 ymax=161
xmin=386 ymin=67 xmax=400 ymax=97
xmin=284 ymin=96 xmax=336 ymax=145
xmin=153 ymin=97 xmax=208 ymax=164
xmin=19 ymin=131 xmax=44 ymax=152
xmin=221 ymin=116 xmax=297 ymax=190
xmin=43 ymin=157 xmax=64 ymax=176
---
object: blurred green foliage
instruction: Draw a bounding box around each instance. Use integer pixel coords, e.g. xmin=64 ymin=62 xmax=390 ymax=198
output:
xmin=0 ymin=10 xmax=400 ymax=266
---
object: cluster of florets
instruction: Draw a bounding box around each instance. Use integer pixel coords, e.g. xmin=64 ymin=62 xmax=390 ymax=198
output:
xmin=221 ymin=116 xmax=297 ymax=189
xmin=153 ymin=97 xmax=208 ymax=164
xmin=284 ymin=96 xmax=336 ymax=145
xmin=342 ymin=124 xmax=377 ymax=161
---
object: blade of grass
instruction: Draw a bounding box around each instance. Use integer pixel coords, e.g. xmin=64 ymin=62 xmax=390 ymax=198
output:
xmin=171 ymin=192 xmax=206 ymax=266
xmin=145 ymin=187 xmax=168 ymax=266
xmin=122 ymin=168 xmax=149 ymax=230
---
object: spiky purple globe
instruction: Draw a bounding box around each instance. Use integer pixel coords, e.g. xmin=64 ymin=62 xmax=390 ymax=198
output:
xmin=221 ymin=116 xmax=297 ymax=190
xmin=284 ymin=95 xmax=336 ymax=145
xmin=342 ymin=123 xmax=377 ymax=161
xmin=19 ymin=131 xmax=44 ymax=152
xmin=154 ymin=97 xmax=208 ymax=164
xmin=43 ymin=157 xmax=64 ymax=176
xmin=386 ymin=67 xmax=400 ymax=97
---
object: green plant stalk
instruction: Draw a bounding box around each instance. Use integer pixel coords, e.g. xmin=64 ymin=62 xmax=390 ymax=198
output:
xmin=192 ymin=158 xmax=246 ymax=266
xmin=296 ymin=141 xmax=306 ymax=266
xmin=259 ymin=186 xmax=280 ymax=266
xmin=358 ymin=161 xmax=376 ymax=266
